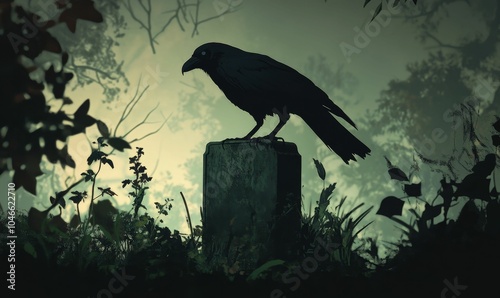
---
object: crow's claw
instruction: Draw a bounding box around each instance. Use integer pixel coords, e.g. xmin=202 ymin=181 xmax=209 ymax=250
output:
xmin=261 ymin=135 xmax=286 ymax=143
xmin=249 ymin=136 xmax=286 ymax=146
xmin=221 ymin=137 xmax=248 ymax=149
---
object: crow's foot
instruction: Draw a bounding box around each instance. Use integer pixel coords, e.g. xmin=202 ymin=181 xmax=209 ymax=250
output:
xmin=248 ymin=136 xmax=286 ymax=146
xmin=221 ymin=136 xmax=285 ymax=149
xmin=261 ymin=135 xmax=286 ymax=143
xmin=221 ymin=137 xmax=249 ymax=149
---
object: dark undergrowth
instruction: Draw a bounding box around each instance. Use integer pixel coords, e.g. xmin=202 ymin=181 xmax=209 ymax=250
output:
xmin=3 ymin=119 xmax=500 ymax=298
xmin=1 ymin=1 xmax=499 ymax=297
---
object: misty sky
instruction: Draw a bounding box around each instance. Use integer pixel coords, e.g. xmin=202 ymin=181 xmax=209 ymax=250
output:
xmin=1 ymin=0 xmax=492 ymax=254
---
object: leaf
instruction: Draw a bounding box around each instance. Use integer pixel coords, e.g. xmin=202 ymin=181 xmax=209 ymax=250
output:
xmin=59 ymin=0 xmax=104 ymax=32
xmin=494 ymin=117 xmax=500 ymax=132
xmin=101 ymin=157 xmax=114 ymax=169
xmin=98 ymin=187 xmax=117 ymax=197
xmin=377 ymin=196 xmax=404 ymax=218
xmin=78 ymin=115 xmax=97 ymax=128
xmin=456 ymin=200 xmax=480 ymax=229
xmin=471 ymin=154 xmax=496 ymax=177
xmin=122 ymin=179 xmax=132 ymax=188
xmin=384 ymin=156 xmax=410 ymax=181
xmin=371 ymin=2 xmax=382 ymax=22
xmin=69 ymin=191 xmax=86 ymax=204
xmin=74 ymin=99 xmax=90 ymax=119
xmin=97 ymin=120 xmax=110 ymax=138
xmin=87 ymin=150 xmax=104 ymax=165
xmin=404 ymin=182 xmax=422 ymax=197
xmin=246 ymin=259 xmax=285 ymax=281
xmin=69 ymin=215 xmax=81 ymax=229
xmin=491 ymin=186 xmax=499 ymax=198
xmin=455 ymin=155 xmax=496 ymax=201
xmin=421 ymin=203 xmax=442 ymax=221
xmin=455 ymin=174 xmax=491 ymax=201
xmin=439 ymin=178 xmax=454 ymax=214
xmin=81 ymin=170 xmax=95 ymax=182
xmin=363 ymin=0 xmax=371 ymax=7
xmin=23 ymin=242 xmax=37 ymax=258
xmin=91 ymin=199 xmax=118 ymax=234
xmin=13 ymin=169 xmax=37 ymax=195
xmin=49 ymin=213 xmax=68 ymax=232
xmin=55 ymin=193 xmax=66 ymax=208
xmin=59 ymin=144 xmax=76 ymax=168
xmin=313 ymin=158 xmax=326 ymax=180
xmin=28 ymin=207 xmax=49 ymax=232
xmin=492 ymin=135 xmax=500 ymax=147
xmin=107 ymin=137 xmax=131 ymax=151
xmin=388 ymin=167 xmax=409 ymax=182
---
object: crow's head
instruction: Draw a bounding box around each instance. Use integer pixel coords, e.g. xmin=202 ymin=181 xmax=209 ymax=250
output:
xmin=182 ymin=42 xmax=239 ymax=75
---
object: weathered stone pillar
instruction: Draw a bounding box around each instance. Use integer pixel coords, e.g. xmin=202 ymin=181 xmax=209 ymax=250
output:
xmin=202 ymin=139 xmax=301 ymax=272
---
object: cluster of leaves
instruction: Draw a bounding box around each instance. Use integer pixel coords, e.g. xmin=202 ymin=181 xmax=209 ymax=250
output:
xmin=0 ymin=0 xmax=105 ymax=194
xmin=122 ymin=147 xmax=153 ymax=218
xmin=363 ymin=0 xmax=419 ymax=21
xmin=378 ymin=118 xmax=500 ymax=221
xmin=375 ymin=118 xmax=500 ymax=281
xmin=303 ymin=159 xmax=373 ymax=272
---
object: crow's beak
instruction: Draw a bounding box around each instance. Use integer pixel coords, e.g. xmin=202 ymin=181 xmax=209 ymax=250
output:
xmin=182 ymin=56 xmax=200 ymax=75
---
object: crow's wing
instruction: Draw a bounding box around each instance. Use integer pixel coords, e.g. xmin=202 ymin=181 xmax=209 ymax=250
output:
xmin=217 ymin=53 xmax=357 ymax=128
xmin=219 ymin=53 xmax=317 ymax=96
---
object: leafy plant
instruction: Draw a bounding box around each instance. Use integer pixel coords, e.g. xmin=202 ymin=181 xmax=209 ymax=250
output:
xmin=122 ymin=147 xmax=153 ymax=218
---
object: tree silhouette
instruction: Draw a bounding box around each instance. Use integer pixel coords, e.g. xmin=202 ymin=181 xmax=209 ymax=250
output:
xmin=57 ymin=0 xmax=128 ymax=103
xmin=123 ymin=0 xmax=242 ymax=54
xmin=365 ymin=0 xmax=500 ymax=170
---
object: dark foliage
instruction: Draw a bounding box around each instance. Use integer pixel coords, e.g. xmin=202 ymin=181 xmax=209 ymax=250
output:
xmin=0 ymin=0 xmax=108 ymax=195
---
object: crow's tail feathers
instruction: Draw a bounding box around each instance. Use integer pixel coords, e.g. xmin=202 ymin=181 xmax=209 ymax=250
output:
xmin=300 ymin=108 xmax=371 ymax=164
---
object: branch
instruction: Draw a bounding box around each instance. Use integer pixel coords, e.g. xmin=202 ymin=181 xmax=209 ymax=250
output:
xmin=125 ymin=0 xmax=242 ymax=52
xmin=128 ymin=112 xmax=171 ymax=143
xmin=122 ymin=102 xmax=160 ymax=139
xmin=114 ymin=79 xmax=150 ymax=135
xmin=113 ymin=79 xmax=168 ymax=144
xmin=423 ymin=32 xmax=462 ymax=50
xmin=190 ymin=0 xmax=241 ymax=37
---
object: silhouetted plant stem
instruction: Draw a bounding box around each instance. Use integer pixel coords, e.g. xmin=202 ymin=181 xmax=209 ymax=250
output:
xmin=181 ymin=191 xmax=194 ymax=240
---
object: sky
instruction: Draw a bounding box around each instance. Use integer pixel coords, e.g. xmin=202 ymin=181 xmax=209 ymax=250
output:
xmin=2 ymin=0 xmax=493 ymax=256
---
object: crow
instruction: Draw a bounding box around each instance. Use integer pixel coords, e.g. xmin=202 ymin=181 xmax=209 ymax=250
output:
xmin=182 ymin=42 xmax=370 ymax=164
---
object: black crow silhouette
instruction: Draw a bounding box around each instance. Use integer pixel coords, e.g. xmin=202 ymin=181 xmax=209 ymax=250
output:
xmin=182 ymin=42 xmax=370 ymax=164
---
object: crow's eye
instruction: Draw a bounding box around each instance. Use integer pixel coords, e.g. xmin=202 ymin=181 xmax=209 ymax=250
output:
xmin=201 ymin=51 xmax=207 ymax=56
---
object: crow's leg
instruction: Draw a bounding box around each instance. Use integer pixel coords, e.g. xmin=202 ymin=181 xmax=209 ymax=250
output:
xmin=264 ymin=106 xmax=290 ymax=140
xmin=242 ymin=117 xmax=264 ymax=139
xmin=222 ymin=117 xmax=264 ymax=149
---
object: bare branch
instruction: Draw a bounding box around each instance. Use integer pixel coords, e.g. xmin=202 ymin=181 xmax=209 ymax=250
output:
xmin=423 ymin=32 xmax=462 ymax=50
xmin=124 ymin=0 xmax=242 ymax=53
xmin=128 ymin=112 xmax=171 ymax=143
xmin=122 ymin=102 xmax=160 ymax=139
xmin=114 ymin=80 xmax=150 ymax=136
